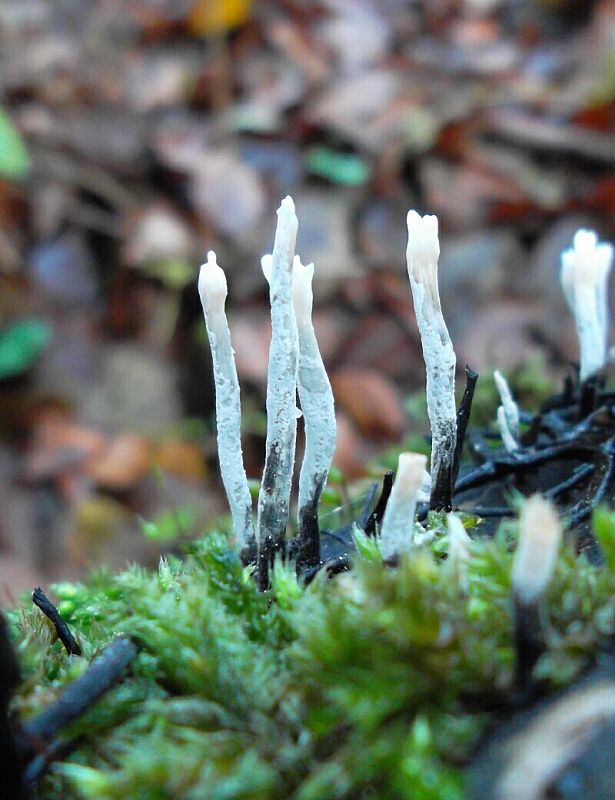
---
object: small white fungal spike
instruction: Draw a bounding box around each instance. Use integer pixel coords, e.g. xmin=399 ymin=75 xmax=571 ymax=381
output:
xmin=447 ymin=513 xmax=471 ymax=588
xmin=380 ymin=452 xmax=427 ymax=560
xmin=497 ymin=405 xmax=519 ymax=453
xmin=494 ymin=370 xmax=520 ymax=441
xmin=560 ymin=229 xmax=613 ymax=382
xmin=292 ymin=255 xmax=315 ymax=324
xmin=406 ymin=211 xmax=457 ymax=509
xmin=198 ymin=251 xmax=255 ymax=554
xmin=512 ymin=495 xmax=562 ymax=604
xmin=199 ymin=251 xmax=227 ymax=309
xmin=447 ymin=513 xmax=471 ymax=565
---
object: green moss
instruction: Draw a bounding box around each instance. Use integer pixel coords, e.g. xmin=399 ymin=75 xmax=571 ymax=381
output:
xmin=10 ymin=507 xmax=615 ymax=799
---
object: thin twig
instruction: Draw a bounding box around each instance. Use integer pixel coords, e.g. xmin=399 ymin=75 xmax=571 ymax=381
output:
xmin=22 ymin=637 xmax=136 ymax=745
xmin=364 ymin=472 xmax=394 ymax=537
xmin=544 ymin=463 xmax=595 ymax=500
xmin=32 ymin=588 xmax=81 ymax=657
xmin=357 ymin=482 xmax=379 ymax=529
xmin=451 ymin=366 xmax=479 ymax=488
xmin=454 ymin=441 xmax=593 ymax=495
xmin=23 ymin=737 xmax=74 ymax=786
xmin=465 ymin=506 xmax=516 ymax=518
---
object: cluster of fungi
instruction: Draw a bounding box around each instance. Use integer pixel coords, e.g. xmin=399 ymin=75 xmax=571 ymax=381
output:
xmin=1 ymin=203 xmax=613 ymax=799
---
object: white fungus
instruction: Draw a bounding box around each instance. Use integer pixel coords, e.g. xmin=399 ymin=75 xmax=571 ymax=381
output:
xmin=447 ymin=513 xmax=471 ymax=590
xmin=406 ymin=210 xmax=457 ymax=508
xmin=198 ymin=251 xmax=255 ymax=554
xmin=379 ymin=452 xmax=427 ymax=560
xmin=560 ymin=229 xmax=613 ymax=382
xmin=494 ymin=370 xmax=520 ymax=440
xmin=512 ymin=494 xmax=562 ymax=605
xmin=257 ymin=196 xmax=299 ymax=554
xmin=497 ymin=405 xmax=519 ymax=453
xmin=292 ymin=255 xmax=336 ymax=532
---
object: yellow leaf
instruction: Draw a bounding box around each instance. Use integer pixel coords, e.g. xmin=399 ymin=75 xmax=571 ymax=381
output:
xmin=188 ymin=0 xmax=252 ymax=37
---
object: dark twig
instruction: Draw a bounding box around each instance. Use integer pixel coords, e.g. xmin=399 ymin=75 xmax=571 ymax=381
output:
xmin=453 ymin=461 xmax=501 ymax=494
xmin=495 ymin=441 xmax=594 ymax=468
xmin=593 ymin=437 xmax=615 ymax=505
xmin=22 ymin=637 xmax=136 ymax=745
xmin=567 ymin=438 xmax=615 ymax=527
xmin=451 ymin=366 xmax=479 ymax=488
xmin=465 ymin=506 xmax=516 ymax=518
xmin=538 ymin=411 xmax=570 ymax=438
xmin=357 ymin=482 xmax=379 ymax=529
xmin=567 ymin=502 xmax=592 ymax=527
xmin=454 ymin=441 xmax=593 ymax=495
xmin=364 ymin=471 xmax=394 ymax=537
xmin=544 ymin=463 xmax=595 ymax=500
xmin=32 ymin=588 xmax=81 ymax=657
xmin=23 ymin=737 xmax=75 ymax=786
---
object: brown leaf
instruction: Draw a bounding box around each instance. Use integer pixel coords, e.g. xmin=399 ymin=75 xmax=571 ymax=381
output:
xmin=331 ymin=367 xmax=405 ymax=442
xmin=153 ymin=440 xmax=207 ymax=483
xmin=331 ymin=410 xmax=369 ymax=480
xmin=86 ymin=434 xmax=152 ymax=490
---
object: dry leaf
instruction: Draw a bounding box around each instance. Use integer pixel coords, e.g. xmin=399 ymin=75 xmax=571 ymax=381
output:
xmin=331 ymin=367 xmax=405 ymax=441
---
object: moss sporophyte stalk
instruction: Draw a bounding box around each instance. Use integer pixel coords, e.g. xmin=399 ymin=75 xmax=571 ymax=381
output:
xmin=5 ymin=201 xmax=615 ymax=800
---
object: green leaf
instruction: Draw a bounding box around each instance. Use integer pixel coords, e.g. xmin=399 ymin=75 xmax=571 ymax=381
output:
xmin=0 ymin=319 xmax=50 ymax=378
xmin=305 ymin=147 xmax=370 ymax=186
xmin=0 ymin=109 xmax=29 ymax=179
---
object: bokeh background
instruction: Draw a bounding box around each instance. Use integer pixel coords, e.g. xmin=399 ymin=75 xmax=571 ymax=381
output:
xmin=0 ymin=0 xmax=614 ymax=596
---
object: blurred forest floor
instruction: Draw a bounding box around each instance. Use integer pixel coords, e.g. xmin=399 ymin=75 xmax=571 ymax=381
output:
xmin=0 ymin=0 xmax=614 ymax=596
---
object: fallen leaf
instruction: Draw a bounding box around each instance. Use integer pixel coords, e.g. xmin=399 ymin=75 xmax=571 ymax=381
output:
xmin=331 ymin=367 xmax=405 ymax=441
xmin=87 ymin=433 xmax=152 ymax=490
xmin=188 ymin=0 xmax=253 ymax=37
xmin=153 ymin=439 xmax=207 ymax=482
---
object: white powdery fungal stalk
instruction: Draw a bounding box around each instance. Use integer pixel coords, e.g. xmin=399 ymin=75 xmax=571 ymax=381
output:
xmin=406 ymin=211 xmax=457 ymax=507
xmin=257 ymin=196 xmax=299 ymax=551
xmin=512 ymin=494 xmax=562 ymax=605
xmin=447 ymin=513 xmax=471 ymax=590
xmin=198 ymin=251 xmax=255 ymax=554
xmin=560 ymin=229 xmax=613 ymax=382
xmin=494 ymin=369 xmax=520 ymax=446
xmin=292 ymin=256 xmax=336 ymax=527
xmin=380 ymin=452 xmax=427 ymax=560
xmin=497 ymin=406 xmax=518 ymax=453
